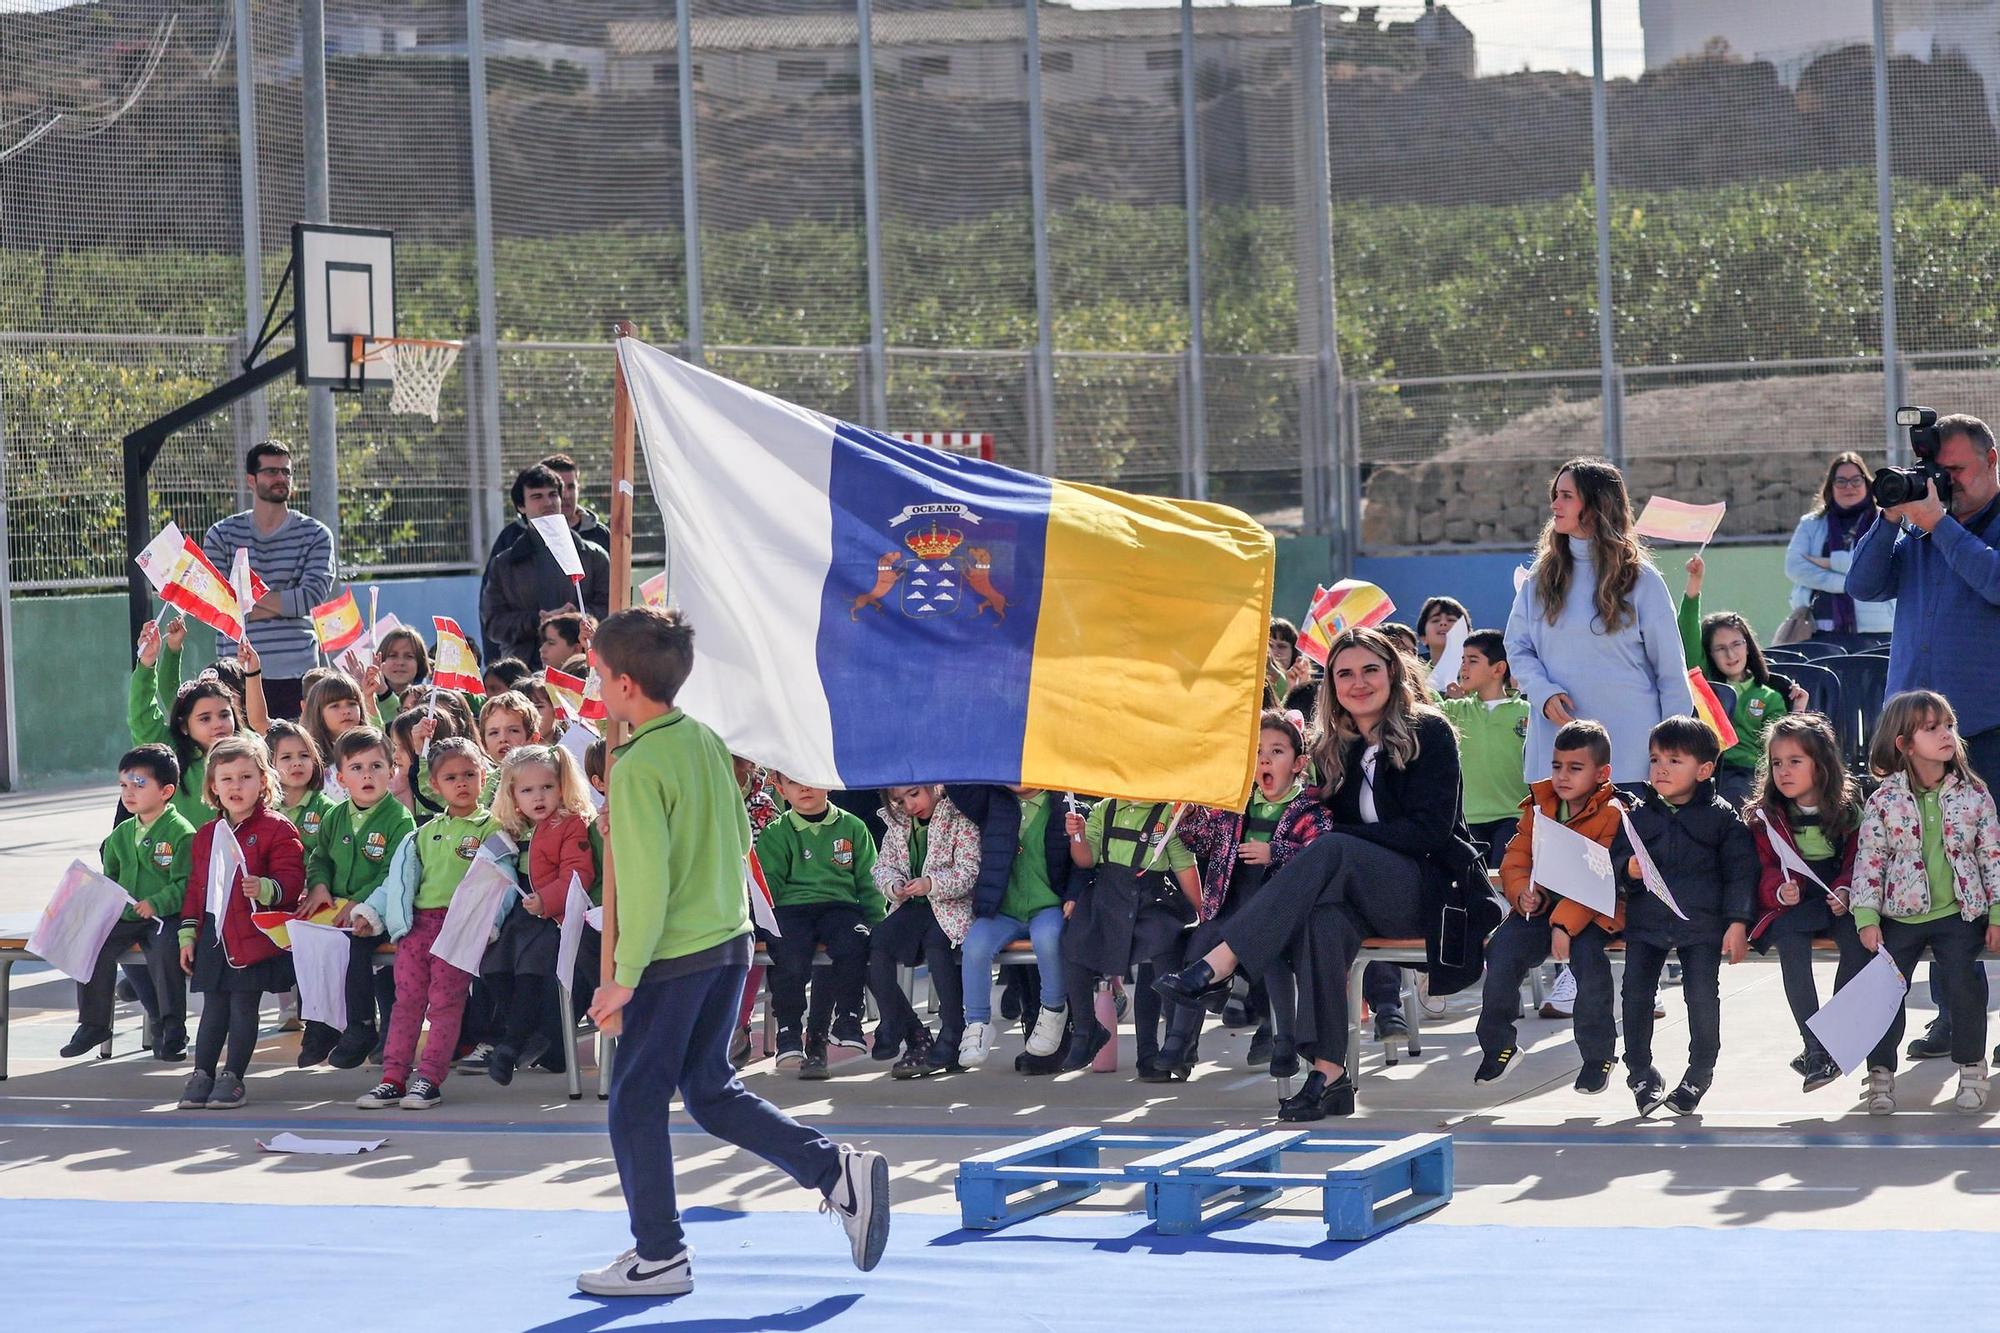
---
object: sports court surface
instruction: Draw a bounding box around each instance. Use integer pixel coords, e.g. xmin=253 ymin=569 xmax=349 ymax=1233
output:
xmin=6 ymin=786 xmax=1997 ymax=1330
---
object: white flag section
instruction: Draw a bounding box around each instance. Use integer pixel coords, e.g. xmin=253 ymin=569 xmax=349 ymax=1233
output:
xmin=1752 ymin=809 xmax=1832 ymax=894
xmin=1618 ymin=809 xmax=1688 ymax=921
xmin=1428 ymin=617 xmax=1471 ymax=693
xmin=431 ymin=854 xmax=519 ymax=976
xmin=289 ymin=920 xmax=351 ymax=1030
xmin=585 ymin=905 xmax=603 ymax=931
xmin=530 ymin=513 xmax=586 ymax=580
xmin=207 ymin=820 xmax=246 ymax=941
xmin=555 ymin=873 xmax=593 ymax=994
xmin=134 ymin=521 xmax=188 ymax=593
xmin=28 ymin=860 xmax=133 ymax=983
xmin=228 ymin=547 xmax=255 ymax=637
xmin=746 ymin=856 xmax=781 ymax=937
xmin=1807 ymin=949 xmax=1909 ymax=1075
xmin=1530 ymin=810 xmax=1618 ymax=917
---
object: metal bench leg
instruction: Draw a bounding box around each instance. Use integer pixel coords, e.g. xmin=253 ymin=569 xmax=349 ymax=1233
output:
xmin=558 ymin=984 xmax=582 ymax=1100
xmin=597 ymin=1030 xmax=614 ymax=1099
xmin=1346 ymin=955 xmax=1366 ymax=1076
xmin=0 ymin=957 xmax=12 ymax=1080
xmin=1402 ymin=970 xmax=1421 ymax=1057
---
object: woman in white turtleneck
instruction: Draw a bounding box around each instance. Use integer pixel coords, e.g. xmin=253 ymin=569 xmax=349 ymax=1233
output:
xmin=1504 ymin=458 xmax=1693 ymax=787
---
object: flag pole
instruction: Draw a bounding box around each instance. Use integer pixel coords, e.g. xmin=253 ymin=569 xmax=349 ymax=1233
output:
xmin=598 ymin=319 xmax=637 ymax=1031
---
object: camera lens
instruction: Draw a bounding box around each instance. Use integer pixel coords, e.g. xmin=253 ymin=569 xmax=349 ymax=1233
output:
xmin=1872 ymin=467 xmax=1914 ymax=508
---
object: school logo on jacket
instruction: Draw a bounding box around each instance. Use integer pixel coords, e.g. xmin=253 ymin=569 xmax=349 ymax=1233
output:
xmin=456 ymin=835 xmax=480 ymax=861
xmin=151 ymin=840 xmax=175 ymax=869
xmin=1745 ymin=696 xmax=1768 ymax=721
xmin=301 ymin=810 xmax=323 ymax=838
xmin=1514 ymin=717 xmax=1529 ymax=739
xmin=362 ymin=831 xmax=388 ymax=862
xmin=832 ymin=838 xmax=855 ymax=869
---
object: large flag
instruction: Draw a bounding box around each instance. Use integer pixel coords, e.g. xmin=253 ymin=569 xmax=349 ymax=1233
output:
xmin=431 ymin=616 xmax=484 ymax=694
xmin=311 ymin=589 xmax=368 ymax=655
xmin=618 ymin=338 xmax=1272 ymax=807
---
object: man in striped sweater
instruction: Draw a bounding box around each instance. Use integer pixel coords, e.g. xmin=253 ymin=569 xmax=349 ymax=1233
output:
xmin=200 ymin=440 xmax=335 ymax=720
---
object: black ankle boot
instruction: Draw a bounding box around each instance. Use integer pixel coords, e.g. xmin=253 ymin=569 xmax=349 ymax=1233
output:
xmin=1277 ymin=1070 xmax=1355 ymax=1122
xmin=1060 ymin=1020 xmax=1112 ymax=1072
xmin=1154 ymin=961 xmax=1230 ymax=1013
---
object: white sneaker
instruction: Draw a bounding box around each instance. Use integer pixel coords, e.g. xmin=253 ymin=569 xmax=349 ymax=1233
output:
xmin=277 ymin=988 xmax=303 ymax=1033
xmin=1416 ymin=972 xmax=1446 ymax=1019
xmin=1866 ymin=1066 xmax=1895 ymax=1116
xmin=1538 ymin=966 xmax=1575 ymax=1019
xmin=822 ymin=1145 xmax=890 ymax=1272
xmin=960 ymin=1021 xmax=995 ymax=1067
xmin=1956 ymin=1060 xmax=1990 ymax=1113
xmin=576 ymin=1246 xmax=693 ymax=1297
xmin=1025 ymin=1003 xmax=1068 ymax=1057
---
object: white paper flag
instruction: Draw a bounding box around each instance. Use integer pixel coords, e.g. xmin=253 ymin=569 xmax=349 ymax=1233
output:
xmin=746 ymin=855 xmax=781 ymax=937
xmin=228 ymin=548 xmax=256 ymax=639
xmin=555 ymin=872 xmax=594 ymax=994
xmin=1618 ymin=809 xmax=1689 ymax=921
xmin=1752 ymin=809 xmax=1832 ymax=894
xmin=1529 ymin=810 xmax=1617 ymax=917
xmin=134 ymin=521 xmax=189 ymax=593
xmin=28 ymin=860 xmax=134 ymax=983
xmin=288 ymin=919 xmax=351 ymax=1031
xmin=530 ymin=513 xmax=586 ymax=580
xmin=207 ymin=820 xmax=246 ymax=941
xmin=430 ymin=854 xmax=520 ymax=976
xmin=1428 ymin=616 xmax=1471 ymax=693
xmin=585 ymin=905 xmax=603 ymax=931
xmin=1806 ymin=949 xmax=1909 ymax=1075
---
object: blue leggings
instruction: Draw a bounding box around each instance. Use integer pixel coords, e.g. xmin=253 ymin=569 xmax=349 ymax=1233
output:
xmin=961 ymin=907 xmax=1067 ymax=1023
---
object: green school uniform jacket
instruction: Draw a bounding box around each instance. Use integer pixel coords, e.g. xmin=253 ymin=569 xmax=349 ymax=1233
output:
xmin=999 ymin=792 xmax=1061 ymax=920
xmin=308 ymin=796 xmax=418 ymax=901
xmin=101 ymin=807 xmax=197 ymax=922
xmin=755 ymin=805 xmax=883 ymax=923
xmin=129 ymin=659 xmax=213 ymax=830
xmin=412 ymin=809 xmax=502 ymax=910
xmin=1440 ymin=694 xmax=1533 ymax=826
xmin=284 ymin=789 xmax=337 ymax=861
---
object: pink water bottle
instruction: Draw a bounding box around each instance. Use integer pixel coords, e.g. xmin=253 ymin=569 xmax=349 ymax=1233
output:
xmin=1091 ymin=981 xmax=1120 ymax=1072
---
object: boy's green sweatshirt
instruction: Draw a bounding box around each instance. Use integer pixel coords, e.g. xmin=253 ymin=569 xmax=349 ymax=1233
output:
xmin=101 ymin=806 xmax=198 ymax=921
xmin=756 ymin=804 xmax=883 ymax=923
xmin=1439 ymin=694 xmax=1533 ymax=825
xmin=308 ymin=796 xmax=418 ymax=901
xmin=609 ymin=709 xmax=753 ymax=987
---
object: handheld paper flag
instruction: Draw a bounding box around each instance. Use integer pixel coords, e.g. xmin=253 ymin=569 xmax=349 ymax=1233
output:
xmin=134 ymin=522 xmax=269 ymax=639
xmin=1618 ymin=808 xmax=1688 ymax=920
xmin=1806 ymin=948 xmax=1908 ymax=1075
xmin=1752 ymin=809 xmax=1832 ymax=894
xmin=228 ymin=548 xmax=256 ymax=641
xmin=531 ymin=513 xmax=586 ymax=583
xmin=311 ymin=589 xmax=367 ymax=655
xmin=288 ymin=919 xmax=351 ymax=1031
xmin=544 ymin=667 xmax=587 ymax=720
xmin=747 ymin=850 xmax=780 ymax=937
xmin=639 ymin=570 xmax=668 ymax=608
xmin=28 ymin=860 xmax=133 ymax=983
xmin=1634 ymin=496 xmax=1727 ymax=546
xmin=134 ymin=521 xmax=189 ymax=593
xmin=1529 ymin=810 xmax=1618 ymax=917
xmin=556 ymin=872 xmax=593 ymax=994
xmin=1298 ymin=580 xmax=1394 ymax=668
xmin=1688 ymin=670 xmax=1741 ymax=751
xmin=206 ymin=820 xmax=246 ymax=941
xmin=431 ymin=616 xmax=484 ymax=694
xmin=1512 ymin=564 xmax=1531 ymax=594
xmin=431 ymin=854 xmax=519 ymax=976
xmin=1429 ymin=616 xmax=1471 ymax=693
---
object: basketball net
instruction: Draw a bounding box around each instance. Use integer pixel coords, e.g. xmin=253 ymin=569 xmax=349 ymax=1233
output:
xmin=353 ymin=336 xmax=461 ymax=423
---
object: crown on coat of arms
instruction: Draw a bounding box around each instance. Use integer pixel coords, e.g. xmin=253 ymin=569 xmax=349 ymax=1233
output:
xmin=904 ymin=521 xmax=964 ymax=560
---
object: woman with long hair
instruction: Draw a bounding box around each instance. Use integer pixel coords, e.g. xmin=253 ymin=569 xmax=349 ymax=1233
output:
xmin=1154 ymin=628 xmax=1482 ymax=1122
xmin=1504 ymin=458 xmax=1692 ymax=786
xmin=1782 ymin=451 xmax=1894 ymax=648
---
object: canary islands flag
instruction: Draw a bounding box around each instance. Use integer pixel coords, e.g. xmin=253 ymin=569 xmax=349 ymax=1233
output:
xmin=619 ymin=338 xmax=1273 ymax=808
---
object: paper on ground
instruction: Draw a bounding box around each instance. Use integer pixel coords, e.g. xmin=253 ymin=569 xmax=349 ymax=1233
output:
xmin=257 ymin=1133 xmax=386 ymax=1155
xmin=1618 ymin=809 xmax=1688 ymax=920
xmin=556 ymin=872 xmax=593 ymax=994
xmin=1530 ymin=810 xmax=1617 ymax=916
xmin=1429 ymin=617 xmax=1471 ymax=693
xmin=1752 ymin=809 xmax=1832 ymax=894
xmin=207 ymin=821 xmax=246 ymax=941
xmin=288 ymin=919 xmax=351 ymax=1031
xmin=1806 ymin=948 xmax=1908 ymax=1075
xmin=431 ymin=854 xmax=520 ymax=976
xmin=28 ymin=860 xmax=133 ymax=983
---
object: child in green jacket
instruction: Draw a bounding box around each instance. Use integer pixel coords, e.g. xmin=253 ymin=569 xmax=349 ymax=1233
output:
xmin=1680 ymin=555 xmax=1805 ymax=808
xmin=130 ymin=619 xmax=242 ymax=830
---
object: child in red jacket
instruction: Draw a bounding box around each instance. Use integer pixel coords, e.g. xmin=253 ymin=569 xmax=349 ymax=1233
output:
xmin=174 ymin=735 xmax=306 ymax=1111
xmin=1745 ymin=713 xmax=1867 ymax=1094
xmin=483 ymin=743 xmax=598 ymax=1085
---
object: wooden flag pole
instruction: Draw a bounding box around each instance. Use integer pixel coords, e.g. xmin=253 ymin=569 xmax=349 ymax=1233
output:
xmin=597 ymin=319 xmax=638 ymax=1032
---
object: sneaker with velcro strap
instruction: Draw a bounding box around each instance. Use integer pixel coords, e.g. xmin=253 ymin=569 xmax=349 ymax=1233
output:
xmin=576 ymin=1246 xmax=693 ymax=1298
xmin=822 ymin=1145 xmax=890 ymax=1272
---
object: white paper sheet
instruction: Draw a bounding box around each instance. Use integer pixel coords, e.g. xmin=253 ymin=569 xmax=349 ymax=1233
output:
xmin=556 ymin=872 xmax=593 ymax=994
xmin=256 ymin=1133 xmax=386 ymax=1155
xmin=1530 ymin=810 xmax=1618 ymax=916
xmin=1428 ymin=616 xmax=1471 ymax=693
xmin=530 ymin=513 xmax=585 ymax=580
xmin=1806 ymin=948 xmax=1909 ymax=1075
xmin=1752 ymin=809 xmax=1832 ymax=894
xmin=1618 ymin=809 xmax=1688 ymax=921
xmin=585 ymin=905 xmax=603 ymax=931
xmin=288 ymin=919 xmax=351 ymax=1031
xmin=206 ymin=820 xmax=246 ymax=941
xmin=28 ymin=860 xmax=133 ymax=983
xmin=431 ymin=854 xmax=520 ymax=976
xmin=557 ymin=718 xmax=605 ymax=810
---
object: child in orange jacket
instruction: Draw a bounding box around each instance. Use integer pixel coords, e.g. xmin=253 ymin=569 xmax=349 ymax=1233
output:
xmin=1474 ymin=720 xmax=1624 ymax=1094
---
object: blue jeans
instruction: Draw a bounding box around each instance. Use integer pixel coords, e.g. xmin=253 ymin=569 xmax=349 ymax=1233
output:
xmin=607 ymin=962 xmax=840 ymax=1260
xmin=961 ymin=907 xmax=1067 ymax=1023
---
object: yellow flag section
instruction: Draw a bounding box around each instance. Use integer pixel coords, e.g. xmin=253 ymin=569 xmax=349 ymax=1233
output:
xmin=1021 ymin=480 xmax=1272 ymax=811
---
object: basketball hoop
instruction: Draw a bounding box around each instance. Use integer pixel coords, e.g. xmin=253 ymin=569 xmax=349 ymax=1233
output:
xmin=349 ymin=335 xmax=462 ymax=423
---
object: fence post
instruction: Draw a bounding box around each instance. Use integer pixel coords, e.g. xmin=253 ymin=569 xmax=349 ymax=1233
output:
xmin=1023 ymin=0 xmax=1058 ymax=476
xmin=1180 ymin=0 xmax=1207 ymax=501
xmin=677 ymin=0 xmax=704 ymax=365
xmin=1294 ymin=0 xmax=1341 ymax=566
xmin=1872 ymin=0 xmax=1904 ymax=465
xmin=0 ymin=365 xmax=15 ymax=788
xmin=466 ymin=0 xmax=505 ymax=563
xmin=232 ymin=0 xmax=267 ymax=480
xmin=301 ymin=0 xmax=338 ymax=542
xmin=1590 ymin=0 xmax=1621 ymax=468
xmin=857 ymin=0 xmax=889 ymax=430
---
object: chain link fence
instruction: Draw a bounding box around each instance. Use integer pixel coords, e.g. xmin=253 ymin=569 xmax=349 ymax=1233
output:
xmin=6 ymin=2 xmax=2000 ymax=588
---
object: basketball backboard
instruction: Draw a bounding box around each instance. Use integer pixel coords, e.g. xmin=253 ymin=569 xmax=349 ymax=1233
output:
xmin=292 ymin=222 xmax=397 ymax=386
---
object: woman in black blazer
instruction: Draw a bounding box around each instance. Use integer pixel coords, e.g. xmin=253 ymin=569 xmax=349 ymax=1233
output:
xmin=1158 ymin=626 xmax=1479 ymax=1120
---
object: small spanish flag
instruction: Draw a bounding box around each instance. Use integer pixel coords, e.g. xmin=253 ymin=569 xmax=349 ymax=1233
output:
xmin=547 ymin=666 xmax=608 ymax=721
xmin=1298 ymin=579 xmax=1395 ymax=667
xmin=639 ymin=570 xmax=667 ymax=608
xmin=1634 ymin=496 xmax=1727 ymax=545
xmin=310 ymin=589 xmax=367 ymax=655
xmin=431 ymin=616 xmax=485 ymax=694
xmin=1687 ymin=669 xmax=1741 ymax=751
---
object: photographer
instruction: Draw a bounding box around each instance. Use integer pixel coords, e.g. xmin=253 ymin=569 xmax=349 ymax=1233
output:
xmin=1848 ymin=412 xmax=2000 ymax=782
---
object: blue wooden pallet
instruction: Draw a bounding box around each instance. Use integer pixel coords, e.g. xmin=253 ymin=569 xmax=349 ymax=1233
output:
xmin=955 ymin=1126 xmax=1452 ymax=1241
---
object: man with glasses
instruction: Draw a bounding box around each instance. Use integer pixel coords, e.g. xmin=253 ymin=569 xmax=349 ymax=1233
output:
xmin=199 ymin=440 xmax=335 ymax=719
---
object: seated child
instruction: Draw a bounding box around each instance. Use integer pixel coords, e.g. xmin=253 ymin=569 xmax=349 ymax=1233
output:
xmin=303 ymin=673 xmax=368 ymax=799
xmin=1476 ymin=720 xmax=1623 ymax=1093
xmin=296 ymin=727 xmax=416 ymax=1069
xmin=482 ymin=656 xmax=532 ymax=700
xmin=483 ymin=743 xmax=596 ymax=1083
xmin=1613 ymin=716 xmax=1757 ymax=1118
xmin=757 ymin=774 xmax=881 ymax=1079
xmin=1745 ymin=713 xmax=1868 ymax=1093
xmin=867 ymin=784 xmax=977 ymax=1078
xmin=1679 ymin=555 xmax=1805 ymax=808
xmin=268 ymin=719 xmax=333 ymax=857
xmin=64 ymin=744 xmax=194 ymax=1061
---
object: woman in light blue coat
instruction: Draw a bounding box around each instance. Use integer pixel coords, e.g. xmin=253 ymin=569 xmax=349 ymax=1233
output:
xmin=1783 ymin=452 xmax=1894 ymax=648
xmin=1505 ymin=458 xmax=1694 ymax=786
